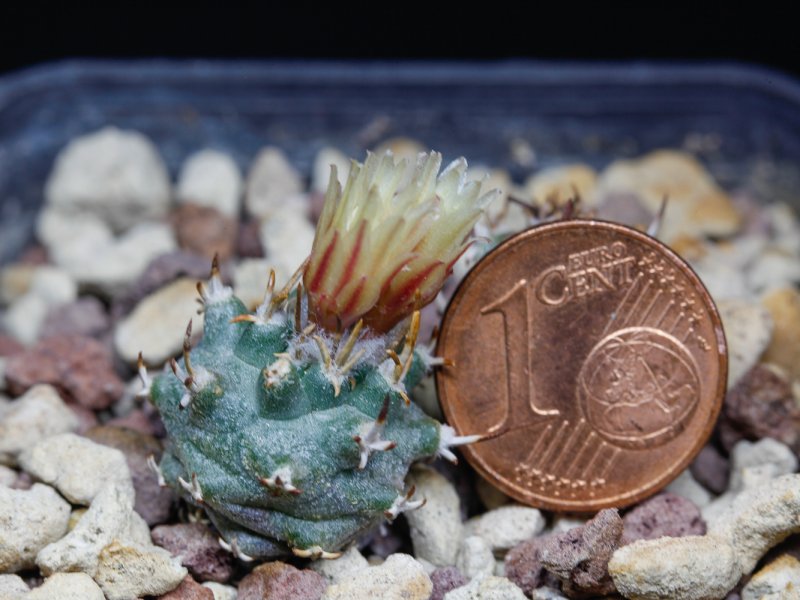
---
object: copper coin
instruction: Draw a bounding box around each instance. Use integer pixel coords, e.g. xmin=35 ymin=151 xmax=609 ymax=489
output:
xmin=436 ymin=219 xmax=727 ymax=511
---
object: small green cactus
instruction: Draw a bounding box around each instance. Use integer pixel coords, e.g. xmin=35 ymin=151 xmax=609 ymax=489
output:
xmin=142 ymin=151 xmax=494 ymax=559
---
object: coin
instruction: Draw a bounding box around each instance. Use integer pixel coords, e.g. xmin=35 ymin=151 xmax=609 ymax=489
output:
xmin=436 ymin=220 xmax=727 ymax=511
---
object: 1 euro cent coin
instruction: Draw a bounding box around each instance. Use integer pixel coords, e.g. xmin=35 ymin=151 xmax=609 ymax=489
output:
xmin=436 ymin=219 xmax=727 ymax=511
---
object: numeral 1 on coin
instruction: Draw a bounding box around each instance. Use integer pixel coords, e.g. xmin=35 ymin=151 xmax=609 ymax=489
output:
xmin=481 ymin=279 xmax=560 ymax=432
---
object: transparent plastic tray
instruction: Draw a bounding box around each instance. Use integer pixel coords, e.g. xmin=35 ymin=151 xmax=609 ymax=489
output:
xmin=2 ymin=60 xmax=800 ymax=263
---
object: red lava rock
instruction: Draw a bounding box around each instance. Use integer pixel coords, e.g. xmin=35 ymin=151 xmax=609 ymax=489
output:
xmin=720 ymin=365 xmax=800 ymax=454
xmin=69 ymin=403 xmax=99 ymax=433
xmin=596 ymin=192 xmax=655 ymax=229
xmin=157 ymin=575 xmax=214 ymax=600
xmin=111 ymin=251 xmax=228 ymax=319
xmin=308 ymin=191 xmax=326 ymax=224
xmin=690 ymin=444 xmax=730 ymax=494
xmin=4 ymin=334 xmax=123 ymax=410
xmin=0 ymin=334 xmax=23 ymax=357
xmin=42 ymin=297 xmax=110 ymax=339
xmin=621 ymin=492 xmax=706 ymax=545
xmin=107 ymin=409 xmax=160 ymax=437
xmin=18 ymin=244 xmax=48 ymax=265
xmin=366 ymin=523 xmax=406 ymax=558
xmin=172 ymin=203 xmax=237 ymax=262
xmin=505 ymin=534 xmax=557 ymax=596
xmin=237 ymin=219 xmax=265 ymax=258
xmin=429 ymin=566 xmax=468 ymax=600
xmin=538 ymin=509 xmax=623 ymax=599
xmin=10 ymin=470 xmax=34 ymax=490
xmin=151 ymin=522 xmax=234 ymax=583
xmin=428 ymin=567 xmax=469 ymax=600
xmin=85 ymin=425 xmax=173 ymax=526
xmin=237 ymin=561 xmax=327 ymax=600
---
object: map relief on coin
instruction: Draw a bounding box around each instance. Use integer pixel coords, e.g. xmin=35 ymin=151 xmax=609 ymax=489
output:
xmin=437 ymin=221 xmax=726 ymax=511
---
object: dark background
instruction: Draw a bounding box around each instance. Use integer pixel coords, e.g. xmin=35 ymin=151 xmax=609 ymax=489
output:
xmin=1 ymin=3 xmax=796 ymax=79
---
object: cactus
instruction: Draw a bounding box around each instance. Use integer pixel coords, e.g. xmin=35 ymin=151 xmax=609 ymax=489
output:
xmin=142 ymin=151 xmax=495 ymax=559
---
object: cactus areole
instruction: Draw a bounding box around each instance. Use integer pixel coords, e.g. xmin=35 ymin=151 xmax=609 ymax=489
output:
xmin=144 ymin=151 xmax=496 ymax=559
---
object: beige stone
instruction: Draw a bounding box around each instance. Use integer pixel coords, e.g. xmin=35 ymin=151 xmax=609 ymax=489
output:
xmin=0 ymin=484 xmax=71 ymax=572
xmin=761 ymin=287 xmax=800 ymax=381
xmin=596 ymin=150 xmax=741 ymax=243
xmin=443 ymin=574 xmax=527 ymax=599
xmin=321 ymin=553 xmax=432 ymax=600
xmin=26 ymin=572 xmax=104 ymax=600
xmin=465 ymin=505 xmax=545 ymax=554
xmin=94 ymin=540 xmax=187 ymax=600
xmin=525 ymin=164 xmax=597 ymax=208
xmin=717 ymin=299 xmax=773 ymax=387
xmin=0 ymin=264 xmax=35 ymax=305
xmin=609 ymin=535 xmax=740 ymax=600
xmin=114 ymin=277 xmax=204 ymax=365
xmin=742 ymin=554 xmax=800 ymax=600
xmin=405 ymin=466 xmax=464 ymax=566
xmin=0 ymin=384 xmax=80 ymax=466
xmin=310 ymin=544 xmax=369 ymax=583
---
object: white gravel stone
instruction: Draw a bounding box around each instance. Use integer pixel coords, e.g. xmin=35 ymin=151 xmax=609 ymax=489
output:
xmin=36 ymin=481 xmax=135 ymax=575
xmin=474 ymin=475 xmax=510 ymax=511
xmin=125 ymin=510 xmax=154 ymax=547
xmin=177 ymin=149 xmax=243 ymax=217
xmin=2 ymin=266 xmax=78 ymax=345
xmin=729 ymin=438 xmax=798 ymax=493
xmin=717 ymin=298 xmax=773 ymax=387
xmin=312 ymin=147 xmax=350 ymax=194
xmin=665 ymin=469 xmax=712 ymax=508
xmin=0 ymin=483 xmax=71 ymax=572
xmin=405 ymin=466 xmax=464 ymax=566
xmin=456 ymin=536 xmax=495 ymax=580
xmin=0 ymin=384 xmax=80 ymax=466
xmin=531 ymin=587 xmax=568 ymax=599
xmin=28 ymin=266 xmax=78 ymax=306
xmin=711 ymin=474 xmax=800 ymax=574
xmin=549 ymin=516 xmax=587 ymax=534
xmin=203 ymin=581 xmax=239 ymax=600
xmin=19 ymin=432 xmax=130 ymax=505
xmin=747 ymin=248 xmax=800 ymax=293
xmin=703 ymin=438 xmax=797 ymax=526
xmin=245 ymin=147 xmax=305 ymax=219
xmin=260 ymin=209 xmax=315 ymax=283
xmin=410 ymin=374 xmax=444 ymax=421
xmin=609 ymin=534 xmax=740 ymax=600
xmin=768 ymin=203 xmax=800 ymax=254
xmin=3 ymin=294 xmax=49 ymax=346
xmin=114 ymin=277 xmax=204 ymax=365
xmin=0 ymin=465 xmax=16 ymax=486
xmin=93 ymin=540 xmax=187 ymax=600
xmin=742 ymin=554 xmax=800 ymax=600
xmin=38 ymin=209 xmax=176 ymax=295
xmin=321 ymin=553 xmax=432 ymax=600
xmin=0 ymin=574 xmax=29 ymax=597
xmin=465 ymin=505 xmax=545 ymax=554
xmin=493 ymin=559 xmax=504 ymax=576
xmin=26 ymin=572 xmax=105 ymax=600
xmin=233 ymin=258 xmax=274 ymax=310
xmin=443 ymin=573 xmax=527 ymax=600
xmin=44 ymin=126 xmax=171 ymax=232
xmin=310 ymin=544 xmax=369 ymax=583
xmin=690 ymin=257 xmax=750 ymax=301
xmin=0 ymin=264 xmax=34 ymax=306
xmin=417 ymin=557 xmax=437 ymax=576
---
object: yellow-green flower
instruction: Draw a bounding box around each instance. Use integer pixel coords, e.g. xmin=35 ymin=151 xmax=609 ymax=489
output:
xmin=304 ymin=151 xmax=495 ymax=333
